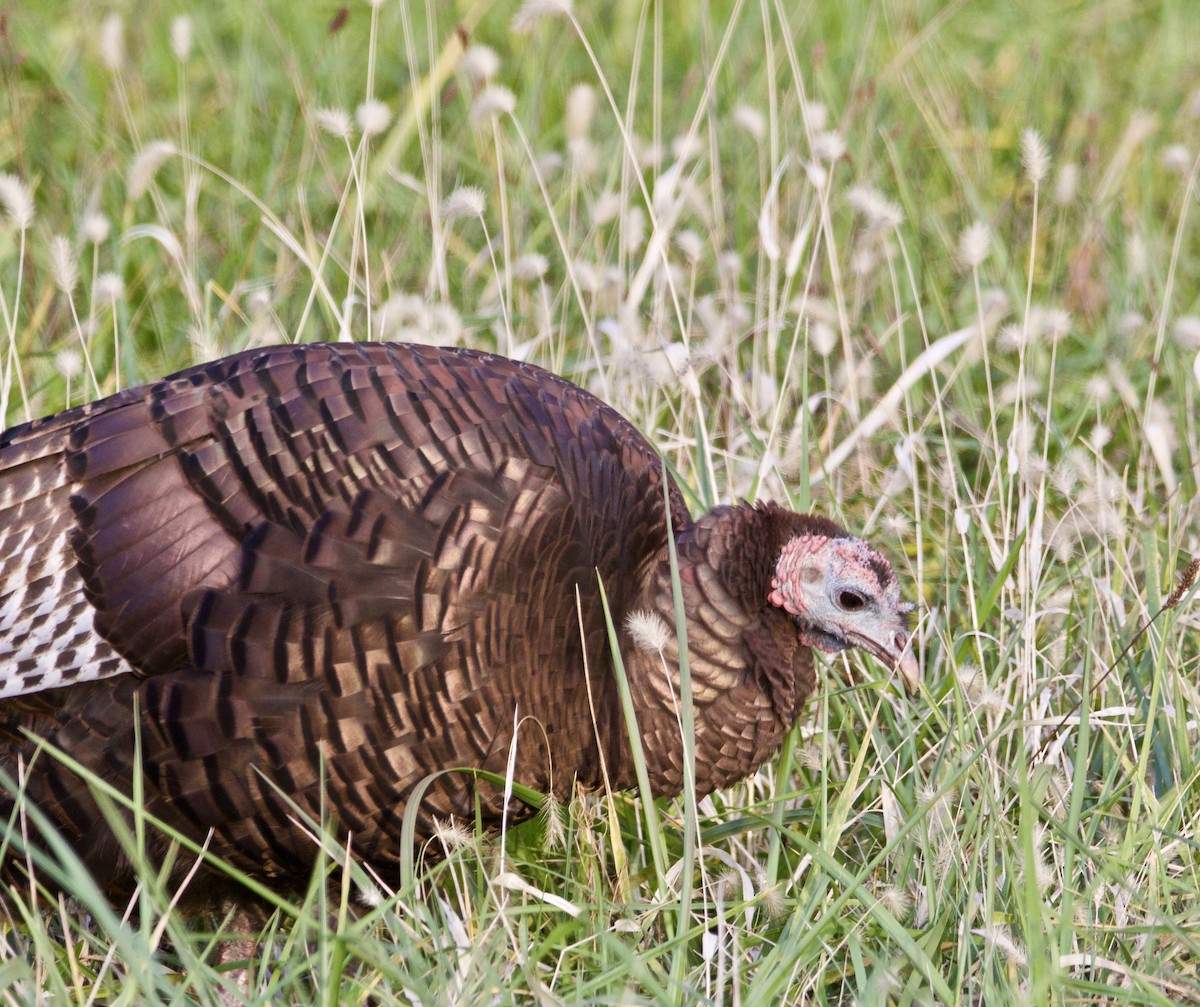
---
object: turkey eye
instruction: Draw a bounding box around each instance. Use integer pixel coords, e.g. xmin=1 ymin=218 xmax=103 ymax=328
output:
xmin=838 ymin=590 xmax=866 ymax=611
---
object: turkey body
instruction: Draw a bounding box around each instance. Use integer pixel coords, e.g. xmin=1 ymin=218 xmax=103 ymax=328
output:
xmin=0 ymin=341 xmax=914 ymax=891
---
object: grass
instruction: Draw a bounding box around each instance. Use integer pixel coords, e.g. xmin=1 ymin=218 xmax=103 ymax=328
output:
xmin=2 ymin=0 xmax=1200 ymax=1003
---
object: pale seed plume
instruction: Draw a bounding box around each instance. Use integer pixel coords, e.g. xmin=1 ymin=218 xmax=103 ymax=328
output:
xmin=1021 ymin=128 xmax=1050 ymax=184
xmin=1054 ymin=162 xmax=1080 ymax=205
xmin=846 ymin=185 xmax=902 ymax=231
xmin=512 ymin=253 xmax=548 ymax=281
xmin=1161 ymin=144 xmax=1191 ymax=174
xmin=355 ymin=99 xmax=391 ymax=138
xmin=99 ymin=13 xmax=124 ymax=71
xmin=431 ymin=816 xmax=473 ymax=852
xmin=171 ymin=15 xmax=193 ymax=61
xmin=512 ymin=0 xmax=573 ymax=33
xmin=810 ymin=129 xmax=846 ymax=162
xmin=565 ymin=84 xmax=595 ymax=142
xmin=49 ymin=235 xmax=78 ymax=295
xmin=81 ymin=212 xmax=111 ymax=245
xmin=959 ymin=221 xmax=991 ymax=269
xmin=56 ymin=349 xmax=83 ymax=380
xmin=625 ymin=610 xmax=671 ymax=654
xmin=470 ymin=86 xmax=516 ymax=125
xmin=440 ymin=186 xmax=486 ymax=221
xmin=460 ymin=44 xmax=500 ymax=82
xmin=127 ymin=141 xmax=177 ymax=199
xmin=315 ymin=108 xmax=353 ymax=140
xmin=733 ymin=104 xmax=766 ymax=142
xmin=0 ymin=174 xmax=34 ymax=231
xmin=94 ymin=272 xmax=126 ymax=303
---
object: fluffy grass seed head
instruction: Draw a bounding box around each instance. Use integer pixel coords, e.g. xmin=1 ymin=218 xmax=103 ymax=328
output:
xmin=1021 ymin=128 xmax=1050 ymax=184
xmin=81 ymin=212 xmax=111 ymax=245
xmin=470 ymin=85 xmax=516 ymax=126
xmin=671 ymin=132 xmax=704 ymax=164
xmin=0 ymin=174 xmax=34 ymax=231
xmin=1172 ymin=316 xmax=1200 ymax=351
xmin=569 ymin=137 xmax=597 ymax=176
xmin=675 ymin=229 xmax=704 ymax=265
xmin=460 ymin=44 xmax=500 ymax=82
xmin=171 ymin=15 xmax=193 ymax=61
xmin=432 ymin=816 xmax=473 ymax=853
xmin=540 ymin=792 xmax=567 ymax=850
xmin=1054 ymin=163 xmax=1079 ymax=205
xmin=959 ymin=221 xmax=991 ymax=268
xmin=356 ymin=880 xmax=383 ymax=908
xmin=1161 ymin=144 xmax=1191 ymax=174
xmin=804 ymin=99 xmax=829 ymax=132
xmin=749 ymin=866 xmax=787 ymax=919
xmin=1021 ymin=836 xmax=1057 ymax=895
xmin=99 ymin=13 xmax=124 ymax=71
xmin=797 ymin=741 xmax=825 ymax=771
xmin=315 ymin=107 xmax=353 ymax=140
xmin=932 ymin=835 xmax=958 ymax=881
xmin=1127 ymin=232 xmax=1148 ymax=276
xmin=733 ymin=104 xmax=766 ymax=142
xmin=975 ymin=923 xmax=1028 ymax=967
xmin=426 ymin=303 xmax=464 ymax=347
xmin=355 ymin=99 xmax=391 ymax=137
xmin=810 ymin=129 xmax=846 ymax=162
xmin=1042 ymin=768 xmax=1073 ymax=820
xmin=375 ymin=296 xmax=463 ymax=347
xmin=625 ymin=609 xmax=671 ymax=654
xmin=759 ymin=880 xmax=787 ymax=919
xmin=127 ymin=141 xmax=177 ymax=199
xmin=810 ymin=320 xmax=837 ymax=357
xmin=1086 ymin=374 xmax=1113 ymax=402
xmin=1088 ymin=423 xmax=1112 ymax=451
xmin=714 ymin=868 xmax=746 ymax=902
xmin=625 ymin=207 xmax=648 ymax=252
xmin=440 ymin=186 xmax=486 ymax=221
xmin=997 ymin=322 xmax=1024 ymax=353
xmin=56 ymin=349 xmax=83 ymax=380
xmin=49 ymin=235 xmax=78 ymax=294
xmin=876 ymin=883 xmax=912 ymax=920
xmin=565 ymin=83 xmax=595 ymax=142
xmin=1117 ymin=310 xmax=1146 ymax=336
xmin=94 ymin=272 xmax=125 ymax=303
xmin=512 ymin=0 xmax=573 ymax=33
xmin=846 ymin=185 xmax=902 ymax=232
xmin=1039 ymin=306 xmax=1072 ymax=343
xmin=512 ymin=253 xmax=548 ymax=282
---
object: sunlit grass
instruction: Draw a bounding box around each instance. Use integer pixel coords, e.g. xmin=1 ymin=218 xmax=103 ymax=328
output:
xmin=2 ymin=0 xmax=1199 ymax=1003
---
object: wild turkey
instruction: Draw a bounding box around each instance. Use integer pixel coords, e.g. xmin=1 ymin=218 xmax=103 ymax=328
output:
xmin=0 ymin=341 xmax=917 ymax=891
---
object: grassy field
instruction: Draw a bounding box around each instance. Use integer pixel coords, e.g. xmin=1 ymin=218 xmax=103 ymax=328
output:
xmin=2 ymin=0 xmax=1200 ymax=1003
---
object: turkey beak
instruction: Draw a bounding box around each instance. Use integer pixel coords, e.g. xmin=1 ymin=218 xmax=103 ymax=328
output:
xmin=854 ymin=626 xmax=920 ymax=696
xmin=896 ymin=647 xmax=920 ymax=696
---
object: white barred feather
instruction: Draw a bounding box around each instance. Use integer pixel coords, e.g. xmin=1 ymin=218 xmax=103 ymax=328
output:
xmin=0 ymin=423 xmax=136 ymax=697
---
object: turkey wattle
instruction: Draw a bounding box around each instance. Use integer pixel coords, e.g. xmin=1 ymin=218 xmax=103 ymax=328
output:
xmin=0 ymin=341 xmax=917 ymax=888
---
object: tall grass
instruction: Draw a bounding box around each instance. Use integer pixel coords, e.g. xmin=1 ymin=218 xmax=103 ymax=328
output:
xmin=2 ymin=0 xmax=1199 ymax=1003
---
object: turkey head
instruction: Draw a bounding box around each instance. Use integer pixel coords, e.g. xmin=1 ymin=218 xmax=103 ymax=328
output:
xmin=619 ymin=502 xmax=917 ymax=798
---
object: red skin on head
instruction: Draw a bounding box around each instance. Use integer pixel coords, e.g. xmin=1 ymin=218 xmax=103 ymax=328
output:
xmin=768 ymin=534 xmax=894 ymax=653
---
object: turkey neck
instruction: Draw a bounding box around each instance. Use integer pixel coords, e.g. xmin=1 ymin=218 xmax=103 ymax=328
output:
xmin=616 ymin=505 xmax=814 ymax=800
